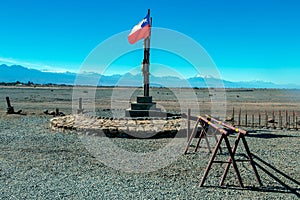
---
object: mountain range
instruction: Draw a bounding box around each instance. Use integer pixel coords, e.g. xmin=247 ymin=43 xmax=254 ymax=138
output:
xmin=0 ymin=64 xmax=299 ymax=89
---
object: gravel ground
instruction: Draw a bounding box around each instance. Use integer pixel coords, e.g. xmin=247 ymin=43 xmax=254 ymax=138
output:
xmin=0 ymin=114 xmax=299 ymax=199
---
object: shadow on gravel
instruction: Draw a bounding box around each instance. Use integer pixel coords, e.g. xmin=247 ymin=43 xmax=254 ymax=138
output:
xmin=202 ymin=153 xmax=300 ymax=198
xmin=81 ymin=129 xmax=188 ymax=139
xmin=246 ymin=133 xmax=298 ymax=139
xmin=216 ymin=185 xmax=300 ymax=197
xmin=230 ymin=154 xmax=299 ymax=198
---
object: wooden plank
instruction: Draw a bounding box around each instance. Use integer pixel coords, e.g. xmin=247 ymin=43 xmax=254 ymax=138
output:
xmin=194 ymin=127 xmax=205 ymax=153
xmin=206 ymin=115 xmax=247 ymax=135
xmin=241 ymin=135 xmax=263 ymax=186
xmin=184 ymin=119 xmax=199 ymax=154
xmin=223 ymin=135 xmax=244 ymax=187
xmin=219 ymin=133 xmax=242 ymax=186
xmin=200 ymin=134 xmax=225 ymax=187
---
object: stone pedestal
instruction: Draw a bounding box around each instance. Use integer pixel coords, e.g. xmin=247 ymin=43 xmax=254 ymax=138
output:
xmin=125 ymin=96 xmax=166 ymax=118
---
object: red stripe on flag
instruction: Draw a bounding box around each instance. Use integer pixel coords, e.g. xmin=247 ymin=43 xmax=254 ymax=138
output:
xmin=128 ymin=25 xmax=150 ymax=44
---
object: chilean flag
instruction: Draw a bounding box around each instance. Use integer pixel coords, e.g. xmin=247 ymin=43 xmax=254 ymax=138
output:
xmin=128 ymin=13 xmax=151 ymax=44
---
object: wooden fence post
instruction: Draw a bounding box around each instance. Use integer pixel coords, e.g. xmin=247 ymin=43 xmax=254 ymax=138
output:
xmin=272 ymin=110 xmax=275 ymax=129
xmin=258 ymin=110 xmax=261 ymax=128
xmin=77 ymin=98 xmax=84 ymax=114
xmin=238 ymin=108 xmax=241 ymax=126
xmin=293 ymin=110 xmax=295 ymax=129
xmin=265 ymin=110 xmax=268 ymax=128
xmin=286 ymin=110 xmax=288 ymax=129
xmin=279 ymin=110 xmax=282 ymax=129
xmin=245 ymin=109 xmax=248 ymax=127
xmin=232 ymin=107 xmax=235 ymax=125
xmin=296 ymin=116 xmax=298 ymax=130
xmin=79 ymin=97 xmax=83 ymax=110
xmin=6 ymin=96 xmax=15 ymax=114
xmin=187 ymin=108 xmax=191 ymax=141
xmin=251 ymin=113 xmax=254 ymax=128
xmin=55 ymin=108 xmax=59 ymax=116
xmin=6 ymin=96 xmax=11 ymax=107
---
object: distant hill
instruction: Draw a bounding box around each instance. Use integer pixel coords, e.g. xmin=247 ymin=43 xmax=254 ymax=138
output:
xmin=0 ymin=64 xmax=76 ymax=85
xmin=0 ymin=64 xmax=299 ymax=88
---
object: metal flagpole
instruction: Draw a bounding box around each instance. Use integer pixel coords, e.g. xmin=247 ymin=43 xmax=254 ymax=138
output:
xmin=143 ymin=9 xmax=151 ymax=97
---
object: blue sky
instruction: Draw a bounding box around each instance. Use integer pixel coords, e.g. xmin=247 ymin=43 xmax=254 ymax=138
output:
xmin=0 ymin=0 xmax=300 ymax=84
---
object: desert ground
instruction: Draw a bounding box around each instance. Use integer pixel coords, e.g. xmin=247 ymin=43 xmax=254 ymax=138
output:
xmin=0 ymin=86 xmax=299 ymax=199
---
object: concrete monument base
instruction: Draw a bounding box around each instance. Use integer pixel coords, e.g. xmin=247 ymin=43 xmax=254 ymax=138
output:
xmin=125 ymin=96 xmax=166 ymax=118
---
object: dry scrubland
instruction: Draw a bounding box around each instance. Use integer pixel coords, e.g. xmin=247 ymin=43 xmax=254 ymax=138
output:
xmin=0 ymin=86 xmax=299 ymax=199
xmin=1 ymin=86 xmax=300 ymax=116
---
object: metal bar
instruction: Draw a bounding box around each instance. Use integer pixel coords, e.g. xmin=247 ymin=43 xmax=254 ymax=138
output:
xmin=142 ymin=9 xmax=151 ymax=97
xmin=200 ymin=134 xmax=224 ymax=187
xmin=241 ymin=135 xmax=263 ymax=186
xmin=143 ymin=38 xmax=150 ymax=97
